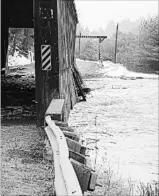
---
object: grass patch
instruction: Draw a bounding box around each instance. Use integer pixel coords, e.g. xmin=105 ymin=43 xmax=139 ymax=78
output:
xmin=86 ymin=165 xmax=159 ymax=196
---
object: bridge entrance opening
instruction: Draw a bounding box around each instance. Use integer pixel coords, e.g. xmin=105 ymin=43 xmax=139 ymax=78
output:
xmin=1 ymin=27 xmax=36 ymax=123
xmin=2 ymin=0 xmax=79 ymax=125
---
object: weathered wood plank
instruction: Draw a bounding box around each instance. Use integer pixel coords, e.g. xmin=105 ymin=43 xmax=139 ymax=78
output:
xmin=57 ymin=0 xmax=78 ymax=121
xmin=70 ymin=158 xmax=91 ymax=193
xmin=59 ymin=126 xmax=75 ymax=132
xmin=80 ymin=145 xmax=86 ymax=155
xmin=69 ymin=150 xmax=86 ymax=164
xmin=88 ymin=172 xmax=98 ymax=191
xmin=63 ymin=131 xmax=80 ymax=142
xmin=66 ymin=137 xmax=81 ymax=153
xmin=45 ymin=99 xmax=64 ymax=121
xmin=54 ymin=120 xmax=68 ymax=127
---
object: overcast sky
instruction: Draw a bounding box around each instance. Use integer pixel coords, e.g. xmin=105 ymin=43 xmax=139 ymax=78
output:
xmin=75 ymin=1 xmax=158 ymax=31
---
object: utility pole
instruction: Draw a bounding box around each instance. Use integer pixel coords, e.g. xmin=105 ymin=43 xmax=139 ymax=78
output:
xmin=98 ymin=37 xmax=103 ymax=66
xmin=114 ymin=23 xmax=118 ymax=63
xmin=79 ymin=32 xmax=81 ymax=58
xmin=98 ymin=38 xmax=100 ymax=61
xmin=5 ymin=27 xmax=9 ymax=75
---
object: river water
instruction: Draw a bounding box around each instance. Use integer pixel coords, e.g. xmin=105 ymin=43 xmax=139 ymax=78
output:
xmin=68 ymin=75 xmax=158 ymax=193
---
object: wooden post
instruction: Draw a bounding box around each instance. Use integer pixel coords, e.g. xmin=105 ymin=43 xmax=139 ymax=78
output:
xmin=98 ymin=37 xmax=103 ymax=66
xmin=12 ymin=34 xmax=16 ymax=56
xmin=34 ymin=0 xmax=60 ymax=125
xmin=70 ymin=158 xmax=92 ymax=193
xmin=114 ymin=23 xmax=118 ymax=63
xmin=98 ymin=38 xmax=100 ymax=61
xmin=79 ymin=32 xmax=81 ymax=58
xmin=3 ymin=25 xmax=9 ymax=74
xmin=5 ymin=49 xmax=9 ymax=75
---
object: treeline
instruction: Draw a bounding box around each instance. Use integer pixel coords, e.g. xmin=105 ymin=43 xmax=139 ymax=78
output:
xmin=8 ymin=28 xmax=34 ymax=57
xmin=75 ymin=16 xmax=159 ymax=73
xmin=8 ymin=16 xmax=158 ymax=73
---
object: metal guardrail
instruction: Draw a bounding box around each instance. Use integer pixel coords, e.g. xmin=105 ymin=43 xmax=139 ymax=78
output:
xmin=45 ymin=116 xmax=83 ymax=196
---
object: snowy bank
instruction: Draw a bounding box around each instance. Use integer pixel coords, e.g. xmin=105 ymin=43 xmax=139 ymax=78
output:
xmin=8 ymin=50 xmax=34 ymax=67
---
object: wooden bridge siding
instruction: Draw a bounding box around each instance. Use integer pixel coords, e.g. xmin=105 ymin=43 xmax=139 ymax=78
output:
xmin=2 ymin=0 xmax=78 ymax=124
xmin=3 ymin=0 xmax=33 ymax=28
xmin=34 ymin=0 xmax=60 ymax=125
xmin=2 ymin=0 xmax=33 ymax=69
xmin=57 ymin=0 xmax=78 ymax=121
xmin=1 ymin=24 xmax=9 ymax=70
xmin=69 ymin=16 xmax=78 ymax=107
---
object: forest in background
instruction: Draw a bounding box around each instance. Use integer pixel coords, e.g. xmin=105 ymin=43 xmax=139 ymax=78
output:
xmin=8 ymin=28 xmax=34 ymax=58
xmin=75 ymin=16 xmax=159 ymax=73
xmin=8 ymin=16 xmax=158 ymax=73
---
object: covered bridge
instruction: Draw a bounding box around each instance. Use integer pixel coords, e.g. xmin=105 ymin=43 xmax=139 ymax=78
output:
xmin=2 ymin=0 xmax=80 ymax=125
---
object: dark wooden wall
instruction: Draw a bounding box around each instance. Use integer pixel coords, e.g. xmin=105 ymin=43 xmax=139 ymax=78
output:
xmin=34 ymin=0 xmax=60 ymax=125
xmin=57 ymin=0 xmax=78 ymax=121
xmin=3 ymin=0 xmax=33 ymax=28
xmin=2 ymin=0 xmax=78 ymax=125
xmin=1 ymin=0 xmax=33 ymax=69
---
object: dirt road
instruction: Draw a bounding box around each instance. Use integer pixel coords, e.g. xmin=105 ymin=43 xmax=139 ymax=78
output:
xmin=1 ymin=63 xmax=55 ymax=196
xmin=69 ymin=60 xmax=158 ymax=193
xmin=1 ymin=122 xmax=55 ymax=196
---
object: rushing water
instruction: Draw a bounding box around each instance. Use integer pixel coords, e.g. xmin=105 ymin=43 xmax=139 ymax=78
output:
xmin=69 ymin=77 xmax=158 ymax=189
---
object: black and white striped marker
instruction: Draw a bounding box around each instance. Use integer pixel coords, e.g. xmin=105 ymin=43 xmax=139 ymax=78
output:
xmin=41 ymin=45 xmax=51 ymax=70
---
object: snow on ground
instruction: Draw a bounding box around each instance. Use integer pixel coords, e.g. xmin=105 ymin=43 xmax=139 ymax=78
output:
xmin=8 ymin=51 xmax=34 ymax=67
xmin=76 ymin=58 xmax=98 ymax=64
xmin=99 ymin=61 xmax=158 ymax=79
xmin=76 ymin=58 xmax=158 ymax=79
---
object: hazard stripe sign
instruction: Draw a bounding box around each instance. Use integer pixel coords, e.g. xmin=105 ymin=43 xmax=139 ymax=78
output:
xmin=41 ymin=45 xmax=51 ymax=70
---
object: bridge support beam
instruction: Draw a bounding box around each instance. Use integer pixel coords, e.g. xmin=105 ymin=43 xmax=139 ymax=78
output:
xmin=1 ymin=24 xmax=9 ymax=70
xmin=34 ymin=0 xmax=60 ymax=125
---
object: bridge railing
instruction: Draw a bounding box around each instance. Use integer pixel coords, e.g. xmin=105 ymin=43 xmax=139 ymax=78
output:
xmin=44 ymin=99 xmax=99 ymax=195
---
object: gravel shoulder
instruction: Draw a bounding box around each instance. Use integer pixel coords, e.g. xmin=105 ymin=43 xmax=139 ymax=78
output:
xmin=1 ymin=121 xmax=55 ymax=196
xmin=1 ymin=64 xmax=55 ymax=196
